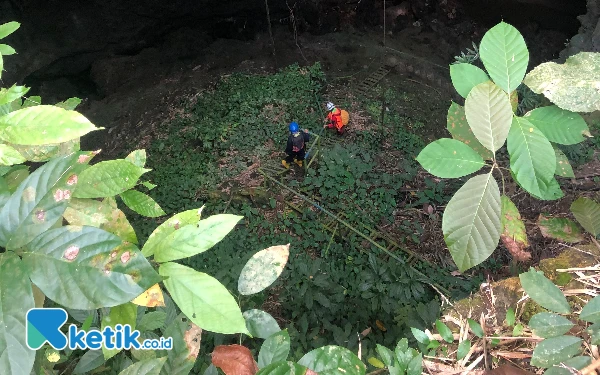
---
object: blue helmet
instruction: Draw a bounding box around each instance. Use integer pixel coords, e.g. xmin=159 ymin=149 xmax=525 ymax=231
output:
xmin=289 ymin=122 xmax=299 ymax=133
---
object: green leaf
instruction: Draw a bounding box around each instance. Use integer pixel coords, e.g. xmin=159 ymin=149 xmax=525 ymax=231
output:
xmin=450 ymin=63 xmax=490 ymax=98
xmin=297 ymin=345 xmax=365 ymax=375
xmin=154 ymin=214 xmax=241 ymax=263
xmin=160 ymin=314 xmax=202 ymax=375
xmin=442 ymin=173 xmax=502 ymax=272
xmin=119 ymin=357 xmax=167 ymax=375
xmin=479 ymin=21 xmax=529 ymax=93
xmin=0 ymin=252 xmax=35 ymax=375
xmin=537 ymin=214 xmax=584 ymax=243
xmin=138 ymin=311 xmax=167 ymax=332
xmin=447 ymin=102 xmax=494 ymax=160
xmin=10 ymin=138 xmax=81 ymax=162
xmin=529 ymin=312 xmax=574 ymax=338
xmin=142 ymin=208 xmax=203 ymax=257
xmin=120 ymin=190 xmax=165 ymax=218
xmin=0 ymin=105 xmax=100 ymax=145
xmin=543 ymin=356 xmax=591 ymax=375
xmin=465 ymin=81 xmax=513 ymax=152
xmin=125 ymin=149 xmax=147 ymax=167
xmin=467 ymin=318 xmax=484 ymax=338
xmin=508 ymin=116 xmax=556 ymax=197
xmin=0 ymin=22 xmax=20 ymax=39
xmin=22 ymin=96 xmax=41 ymax=108
xmin=238 ymin=244 xmax=290 ymax=295
xmin=0 ymin=44 xmax=15 ymax=55
xmin=523 ymin=52 xmax=600 ymax=113
xmin=570 ymin=197 xmax=600 ymax=237
xmin=73 ymin=159 xmax=148 ymax=198
xmin=416 ymin=138 xmax=485 ymax=178
xmin=534 ymin=176 xmax=565 ymax=201
xmin=530 ymin=335 xmax=582 ymax=368
xmin=506 ymin=308 xmax=515 ymax=326
xmin=501 ymin=195 xmax=528 ymax=245
xmin=23 ymin=226 xmax=160 ymax=309
xmin=457 ymin=340 xmax=471 ymax=360
xmin=0 ymin=143 xmax=26 ymax=165
xmin=407 ymin=352 xmax=422 ymax=375
xmin=243 ymin=309 xmax=281 ymax=339
xmin=0 ymin=85 xmax=29 ymax=106
xmin=258 ymin=330 xmax=291 ymax=368
xmin=159 ymin=262 xmax=247 ymax=334
xmin=55 ymin=98 xmax=82 ymax=111
xmin=435 ymin=320 xmax=454 ymax=343
xmin=376 ymin=344 xmax=395 ymax=366
xmin=0 ymin=54 xmax=3 ymax=80
xmin=101 ymin=303 xmax=137 ymax=360
xmin=142 ymin=181 xmax=157 ymax=190
xmin=553 ymin=147 xmax=575 ymax=178
xmin=73 ymin=350 xmax=104 ymax=374
xmin=367 ymin=357 xmax=385 ymax=369
xmin=579 ymin=295 xmax=600 ymax=323
xmin=256 ymin=361 xmax=309 ymax=375
xmin=513 ymin=323 xmax=524 ymax=336
xmin=0 ymin=151 xmax=92 ymax=249
xmin=411 ymin=327 xmax=430 ymax=344
xmin=524 ymin=106 xmax=591 ymax=145
xmin=587 ymin=323 xmax=600 ymax=345
xmin=519 ymin=268 xmax=571 ymax=314
xmin=5 ymin=165 xmax=28 ymax=192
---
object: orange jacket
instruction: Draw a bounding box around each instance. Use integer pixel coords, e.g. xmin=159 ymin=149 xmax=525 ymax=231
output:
xmin=326 ymin=108 xmax=343 ymax=130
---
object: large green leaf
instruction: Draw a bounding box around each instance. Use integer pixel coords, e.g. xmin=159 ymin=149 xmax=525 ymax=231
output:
xmin=0 ymin=85 xmax=29 ymax=106
xmin=479 ymin=21 xmax=529 ymax=93
xmin=442 ymin=173 xmax=502 ymax=272
xmin=0 ymin=105 xmax=100 ymax=145
xmin=160 ymin=314 xmax=202 ymax=375
xmin=524 ymin=105 xmax=590 ymax=145
xmin=519 ymin=268 xmax=570 ymax=314
xmin=570 ymin=197 xmax=600 ymax=237
xmin=55 ymin=98 xmax=82 ymax=111
xmin=0 ymin=252 xmax=35 ymax=375
xmin=243 ymin=309 xmax=281 ymax=339
xmin=416 ymin=138 xmax=485 ymax=178
xmin=0 ymin=22 xmax=19 ymax=39
xmin=0 ymin=151 xmax=93 ymax=250
xmin=297 ymin=346 xmax=365 ymax=374
xmin=120 ymin=190 xmax=165 ymax=218
xmin=449 ymin=64 xmax=490 ymax=98
xmin=154 ymin=214 xmax=241 ymax=263
xmin=0 ymin=143 xmax=26 ymax=165
xmin=523 ymin=52 xmax=600 ymax=113
xmin=579 ymin=295 xmax=600 ymax=323
xmin=125 ymin=149 xmax=147 ymax=167
xmin=553 ymin=147 xmax=575 ymax=178
xmin=238 ymin=244 xmax=290 ymax=295
xmin=256 ymin=361 xmax=309 ymax=375
xmin=447 ymin=102 xmax=493 ymax=159
xmin=73 ymin=159 xmax=149 ymax=198
xmin=10 ymin=138 xmax=81 ymax=163
xmin=101 ymin=303 xmax=137 ymax=360
xmin=543 ymin=356 xmax=591 ymax=375
xmin=507 ymin=116 xmax=556 ymax=197
xmin=529 ymin=312 xmax=574 ymax=338
xmin=4 ymin=165 xmax=28 ymax=192
xmin=119 ymin=358 xmax=167 ymax=375
xmin=159 ymin=262 xmax=247 ymax=334
xmin=0 ymin=44 xmax=15 ymax=55
xmin=530 ymin=335 xmax=582 ymax=368
xmin=465 ymin=81 xmax=513 ymax=152
xmin=435 ymin=320 xmax=454 ymax=343
xmin=142 ymin=208 xmax=203 ymax=257
xmin=22 ymin=226 xmax=160 ymax=309
xmin=258 ymin=330 xmax=291 ymax=368
xmin=537 ymin=214 xmax=584 ymax=243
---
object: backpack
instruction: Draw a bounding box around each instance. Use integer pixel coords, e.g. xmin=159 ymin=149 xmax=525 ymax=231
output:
xmin=340 ymin=110 xmax=350 ymax=126
xmin=290 ymin=133 xmax=304 ymax=152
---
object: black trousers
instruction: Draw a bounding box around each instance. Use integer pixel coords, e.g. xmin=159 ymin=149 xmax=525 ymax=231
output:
xmin=285 ymin=148 xmax=306 ymax=162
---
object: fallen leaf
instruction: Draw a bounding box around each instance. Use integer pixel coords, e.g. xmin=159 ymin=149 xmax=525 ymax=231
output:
xmin=212 ymin=345 xmax=258 ymax=375
xmin=501 ymin=235 xmax=531 ymax=262
xmin=184 ymin=323 xmax=202 ymax=360
xmin=131 ymin=283 xmax=165 ymax=307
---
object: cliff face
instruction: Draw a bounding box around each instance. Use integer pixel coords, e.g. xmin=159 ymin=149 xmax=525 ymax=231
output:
xmin=559 ymin=0 xmax=600 ymax=60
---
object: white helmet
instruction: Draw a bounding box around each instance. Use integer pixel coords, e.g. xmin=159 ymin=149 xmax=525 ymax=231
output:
xmin=326 ymin=102 xmax=335 ymax=111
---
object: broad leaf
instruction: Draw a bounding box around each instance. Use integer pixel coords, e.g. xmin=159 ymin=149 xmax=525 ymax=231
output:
xmin=159 ymin=262 xmax=248 ymax=334
xmin=479 ymin=21 xmax=529 ymax=93
xmin=510 ymin=90 xmax=518 ymax=113
xmin=0 ymin=105 xmax=100 ymax=145
xmin=508 ymin=117 xmax=556 ymax=197
xmin=543 ymin=356 xmax=591 ymax=375
xmin=73 ymin=350 xmax=104 ymax=374
xmin=5 ymin=165 xmax=28 ymax=192
xmin=506 ymin=308 xmax=515 ymax=326
xmin=154 ymin=214 xmax=241 ymax=263
xmin=0 ymin=54 xmax=3 ymax=80
xmin=435 ymin=320 xmax=453 ymax=343
xmin=132 ymin=284 xmax=165 ymax=307
xmin=449 ymin=63 xmax=490 ymax=98
xmin=212 ymin=345 xmax=258 ymax=375
xmin=0 ymin=151 xmax=93 ymax=250
xmin=442 ymin=173 xmax=502 ymax=272
xmin=0 ymin=252 xmax=35 ymax=375
xmin=297 ymin=345 xmax=365 ymax=375
xmin=407 ymin=353 xmax=423 ymax=375
xmin=125 ymin=149 xmax=147 ymax=167
xmin=160 ymin=314 xmax=201 ymax=375
xmin=119 ymin=357 xmax=167 ymax=375
xmin=530 ymin=335 xmax=581 ymax=368
xmin=257 ymin=331 xmax=291 ymax=368
xmin=22 ymin=226 xmax=161 ymax=309
xmin=0 ymin=85 xmax=29 ymax=106
xmin=55 ymin=98 xmax=82 ymax=111
xmin=500 ymin=195 xmax=530 ymax=261
xmin=0 ymin=22 xmax=19 ymax=39
xmin=376 ymin=344 xmax=395 ymax=366
xmin=570 ymin=197 xmax=600 ymax=237
xmin=416 ymin=138 xmax=485 ymax=178
xmin=142 ymin=208 xmax=203 ymax=257
xmin=138 ymin=311 xmax=167 ymax=332
xmin=554 ymin=147 xmax=575 ymax=178
xmin=256 ymin=362 xmax=309 ymax=375
xmin=238 ymin=244 xmax=290 ymax=295
xmin=537 ymin=214 xmax=584 ymax=243
xmin=411 ymin=328 xmax=430 ymax=344
xmin=465 ymin=81 xmax=513 ymax=152
xmin=523 ymin=52 xmax=600 ymax=112
xmin=22 ymin=96 xmax=41 ymax=108
xmin=529 ymin=312 xmax=574 ymax=338
xmin=524 ymin=106 xmax=590 ymax=145
xmin=101 ymin=303 xmax=137 ymax=360
xmin=467 ymin=319 xmax=484 ymax=338
xmin=457 ymin=340 xmax=471 ymax=360
xmin=74 ymin=159 xmax=148 ymax=198
xmin=243 ymin=309 xmax=281 ymax=339
xmin=533 ymin=175 xmax=565 ymax=201
xmin=579 ymin=295 xmax=600 ymax=323
xmin=120 ymin=190 xmax=165 ymax=217
xmin=0 ymin=44 xmax=15 ymax=55
xmin=447 ymin=102 xmax=493 ymax=160
xmin=0 ymin=143 xmax=26 ymax=165
xmin=10 ymin=139 xmax=81 ymax=162
xmin=519 ymin=268 xmax=570 ymax=314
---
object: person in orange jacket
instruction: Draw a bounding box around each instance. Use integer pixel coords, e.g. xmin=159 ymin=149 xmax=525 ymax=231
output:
xmin=323 ymin=102 xmax=345 ymax=134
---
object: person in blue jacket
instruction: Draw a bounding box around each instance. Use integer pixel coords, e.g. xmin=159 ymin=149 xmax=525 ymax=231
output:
xmin=282 ymin=121 xmax=310 ymax=168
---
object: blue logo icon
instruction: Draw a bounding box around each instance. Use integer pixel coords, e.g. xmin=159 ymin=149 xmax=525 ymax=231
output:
xmin=26 ymin=308 xmax=68 ymax=350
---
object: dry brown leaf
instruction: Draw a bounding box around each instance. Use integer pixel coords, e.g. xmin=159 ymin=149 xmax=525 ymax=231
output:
xmin=361 ymin=327 xmax=372 ymax=337
xmin=131 ymin=283 xmax=165 ymax=307
xmin=481 ymin=364 xmax=535 ymax=375
xmin=492 ymin=351 xmax=532 ymax=359
xmin=501 ymin=235 xmax=532 ymax=262
xmin=212 ymin=345 xmax=259 ymax=375
xmin=184 ymin=323 xmax=202 ymax=360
